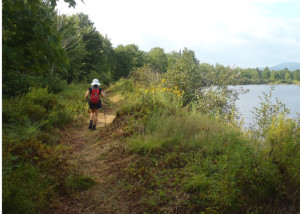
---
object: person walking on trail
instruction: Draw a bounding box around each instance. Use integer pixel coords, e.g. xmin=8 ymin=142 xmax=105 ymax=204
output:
xmin=85 ymin=79 xmax=105 ymax=130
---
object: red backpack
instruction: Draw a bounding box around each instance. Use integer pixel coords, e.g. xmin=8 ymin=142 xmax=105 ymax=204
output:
xmin=90 ymin=87 xmax=100 ymax=104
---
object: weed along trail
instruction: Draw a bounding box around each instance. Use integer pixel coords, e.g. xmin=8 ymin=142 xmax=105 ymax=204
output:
xmin=49 ymin=92 xmax=134 ymax=213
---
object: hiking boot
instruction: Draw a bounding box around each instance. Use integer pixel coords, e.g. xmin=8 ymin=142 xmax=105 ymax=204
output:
xmin=92 ymin=125 xmax=96 ymax=130
xmin=88 ymin=120 xmax=93 ymax=129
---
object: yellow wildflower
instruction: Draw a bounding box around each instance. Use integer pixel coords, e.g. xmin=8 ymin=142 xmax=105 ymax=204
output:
xmin=161 ymin=78 xmax=165 ymax=83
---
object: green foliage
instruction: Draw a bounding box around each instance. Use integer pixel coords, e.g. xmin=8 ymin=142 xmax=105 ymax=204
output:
xmin=62 ymin=13 xmax=116 ymax=85
xmin=114 ymin=44 xmax=146 ymax=80
xmin=2 ymin=164 xmax=53 ymax=214
xmin=163 ymin=48 xmax=200 ymax=104
xmin=3 ymin=2 xmax=115 ymax=98
xmin=48 ymin=108 xmax=72 ymax=128
xmin=130 ymin=64 xmax=160 ymax=86
xmin=2 ymin=0 xmax=72 ymax=97
xmin=109 ymin=78 xmax=135 ymax=95
xmin=233 ymin=66 xmax=299 ymax=85
xmin=265 ymin=115 xmax=300 ymax=203
xmin=163 ymin=49 xmax=239 ymax=112
xmin=65 ymin=175 xmax=96 ymax=192
xmin=3 ymin=88 xmax=57 ymax=125
xmin=262 ymin=67 xmax=271 ymax=79
xmin=146 ymin=47 xmax=168 ymax=73
xmin=194 ymin=86 xmax=241 ymax=117
xmin=2 ymin=83 xmax=97 ymax=213
xmin=250 ymin=86 xmax=290 ymax=140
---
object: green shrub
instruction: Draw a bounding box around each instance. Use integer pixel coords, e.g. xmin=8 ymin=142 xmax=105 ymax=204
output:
xmin=25 ymin=87 xmax=57 ymax=112
xmin=2 ymin=98 xmax=23 ymax=123
xmin=36 ymin=132 xmax=59 ymax=146
xmin=130 ymin=65 xmax=160 ymax=86
xmin=48 ymin=109 xmax=72 ymax=128
xmin=3 ymin=87 xmax=58 ymax=124
xmin=22 ymin=103 xmax=47 ymax=122
xmin=2 ymin=164 xmax=53 ymax=214
xmin=5 ymin=118 xmax=42 ymax=141
xmin=251 ymin=86 xmax=290 ymax=140
xmin=109 ymin=78 xmax=134 ymax=94
xmin=65 ymin=174 xmax=96 ymax=192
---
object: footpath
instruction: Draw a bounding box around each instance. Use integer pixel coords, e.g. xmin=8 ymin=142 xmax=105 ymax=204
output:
xmin=47 ymin=93 xmax=136 ymax=214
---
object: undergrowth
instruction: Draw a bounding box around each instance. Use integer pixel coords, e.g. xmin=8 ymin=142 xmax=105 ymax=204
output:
xmin=2 ymin=83 xmax=100 ymax=213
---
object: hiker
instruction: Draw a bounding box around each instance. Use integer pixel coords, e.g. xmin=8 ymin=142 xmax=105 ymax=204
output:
xmin=85 ymin=79 xmax=105 ymax=130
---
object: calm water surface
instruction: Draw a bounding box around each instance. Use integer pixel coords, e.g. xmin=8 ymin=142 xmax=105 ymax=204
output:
xmin=232 ymin=85 xmax=300 ymax=127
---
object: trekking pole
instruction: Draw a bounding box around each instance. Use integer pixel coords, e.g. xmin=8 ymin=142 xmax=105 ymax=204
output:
xmin=103 ymin=90 xmax=107 ymax=128
xmin=103 ymin=104 xmax=106 ymax=128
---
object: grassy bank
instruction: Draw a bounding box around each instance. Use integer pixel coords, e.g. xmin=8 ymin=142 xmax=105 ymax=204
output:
xmin=112 ymin=79 xmax=300 ymax=213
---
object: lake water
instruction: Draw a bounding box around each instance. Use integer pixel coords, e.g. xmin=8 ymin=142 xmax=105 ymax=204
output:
xmin=232 ymin=85 xmax=300 ymax=127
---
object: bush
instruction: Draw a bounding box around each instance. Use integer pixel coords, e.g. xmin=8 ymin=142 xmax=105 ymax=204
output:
xmin=109 ymin=78 xmax=134 ymax=95
xmin=48 ymin=109 xmax=72 ymax=128
xmin=2 ymin=87 xmax=58 ymax=124
xmin=2 ymin=164 xmax=53 ymax=214
xmin=65 ymin=174 xmax=95 ymax=192
xmin=25 ymin=87 xmax=57 ymax=112
xmin=130 ymin=65 xmax=160 ymax=86
xmin=30 ymin=73 xmax=68 ymax=94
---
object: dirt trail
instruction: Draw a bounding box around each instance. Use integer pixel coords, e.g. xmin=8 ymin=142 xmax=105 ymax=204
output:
xmin=49 ymin=93 xmax=134 ymax=214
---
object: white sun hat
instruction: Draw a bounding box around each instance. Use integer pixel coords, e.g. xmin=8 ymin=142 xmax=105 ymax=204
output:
xmin=91 ymin=79 xmax=101 ymax=86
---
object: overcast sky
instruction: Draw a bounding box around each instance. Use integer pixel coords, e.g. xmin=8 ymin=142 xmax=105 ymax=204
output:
xmin=57 ymin=0 xmax=300 ymax=68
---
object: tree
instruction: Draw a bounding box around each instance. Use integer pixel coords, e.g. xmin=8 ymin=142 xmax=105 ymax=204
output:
xmin=285 ymin=73 xmax=291 ymax=81
xmin=294 ymin=70 xmax=300 ymax=81
xmin=270 ymin=70 xmax=279 ymax=81
xmin=55 ymin=14 xmax=87 ymax=83
xmin=254 ymin=67 xmax=262 ymax=81
xmin=2 ymin=0 xmax=77 ymax=97
xmin=164 ymin=48 xmax=201 ymax=104
xmin=147 ymin=47 xmax=168 ymax=73
xmin=114 ymin=44 xmax=145 ymax=80
xmin=72 ymin=13 xmax=116 ymax=84
xmin=262 ymin=67 xmax=270 ymax=79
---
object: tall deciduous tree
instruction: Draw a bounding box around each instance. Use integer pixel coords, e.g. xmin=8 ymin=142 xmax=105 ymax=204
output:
xmin=114 ymin=44 xmax=145 ymax=80
xmin=147 ymin=47 xmax=168 ymax=73
xmin=262 ymin=67 xmax=271 ymax=79
xmin=2 ymin=0 xmax=77 ymax=97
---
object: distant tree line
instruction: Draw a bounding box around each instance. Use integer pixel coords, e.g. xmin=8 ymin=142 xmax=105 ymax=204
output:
xmin=232 ymin=67 xmax=300 ymax=85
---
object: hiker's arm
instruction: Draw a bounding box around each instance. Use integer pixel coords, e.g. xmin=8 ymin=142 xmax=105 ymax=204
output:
xmin=85 ymin=90 xmax=90 ymax=99
xmin=101 ymin=90 xmax=105 ymax=98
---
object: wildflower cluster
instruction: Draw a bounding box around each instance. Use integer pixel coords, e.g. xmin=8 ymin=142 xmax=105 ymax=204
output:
xmin=145 ymin=79 xmax=185 ymax=98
